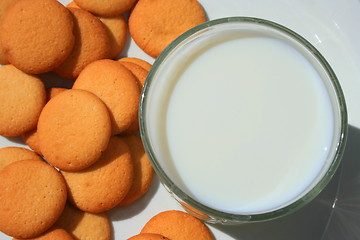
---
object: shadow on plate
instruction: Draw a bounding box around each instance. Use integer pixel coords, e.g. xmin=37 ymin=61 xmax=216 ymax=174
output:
xmin=322 ymin=125 xmax=360 ymax=240
xmin=108 ymin=174 xmax=161 ymax=221
xmin=211 ymin=125 xmax=360 ymax=240
xmin=4 ymin=136 xmax=25 ymax=145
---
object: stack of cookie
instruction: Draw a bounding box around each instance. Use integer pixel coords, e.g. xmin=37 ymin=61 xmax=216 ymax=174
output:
xmin=0 ymin=60 xmax=156 ymax=239
xmin=0 ymin=0 xmax=206 ymax=68
xmin=0 ymin=0 xmax=210 ymax=239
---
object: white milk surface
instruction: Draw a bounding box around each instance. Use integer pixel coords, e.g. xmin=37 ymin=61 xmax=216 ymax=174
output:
xmin=158 ymin=36 xmax=334 ymax=214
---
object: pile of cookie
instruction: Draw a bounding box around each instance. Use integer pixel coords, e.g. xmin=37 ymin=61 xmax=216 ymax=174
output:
xmin=0 ymin=0 xmax=213 ymax=239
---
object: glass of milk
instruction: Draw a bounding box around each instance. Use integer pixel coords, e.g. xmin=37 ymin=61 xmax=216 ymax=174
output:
xmin=139 ymin=17 xmax=348 ymax=224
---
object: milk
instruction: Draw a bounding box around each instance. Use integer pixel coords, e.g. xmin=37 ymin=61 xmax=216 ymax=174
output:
xmin=145 ymin=28 xmax=338 ymax=214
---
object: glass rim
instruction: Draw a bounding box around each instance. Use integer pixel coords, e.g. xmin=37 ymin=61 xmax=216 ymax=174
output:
xmin=139 ymin=17 xmax=348 ymax=223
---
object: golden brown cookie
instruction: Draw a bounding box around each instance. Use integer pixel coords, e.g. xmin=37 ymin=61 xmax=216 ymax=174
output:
xmin=0 ymin=146 xmax=42 ymax=171
xmin=65 ymin=1 xmax=127 ymax=59
xmin=55 ymin=203 xmax=111 ymax=240
xmin=119 ymin=57 xmax=152 ymax=71
xmin=22 ymin=128 xmax=42 ymax=155
xmin=128 ymin=0 xmax=206 ymax=58
xmin=37 ymin=89 xmax=111 ymax=172
xmin=73 ymin=59 xmax=140 ymax=135
xmin=12 ymin=227 xmax=75 ymax=240
xmin=0 ymin=0 xmax=17 ymax=24
xmin=0 ymin=65 xmax=46 ymax=136
xmin=53 ymin=7 xmax=111 ymax=79
xmin=74 ymin=0 xmax=137 ymax=17
xmin=128 ymin=233 xmax=170 ymax=240
xmin=119 ymin=135 xmax=154 ymax=206
xmin=119 ymin=61 xmax=148 ymax=88
xmin=100 ymin=14 xmax=128 ymax=59
xmin=0 ymin=0 xmax=75 ymax=74
xmin=141 ymin=210 xmax=214 ymax=240
xmin=0 ymin=0 xmax=22 ymax=64
xmin=0 ymin=159 xmax=67 ymax=239
xmin=62 ymin=136 xmax=134 ymax=213
xmin=119 ymin=61 xmax=148 ymax=134
xmin=22 ymin=88 xmax=68 ymax=155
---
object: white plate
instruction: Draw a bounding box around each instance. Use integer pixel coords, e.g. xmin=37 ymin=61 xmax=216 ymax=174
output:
xmin=1 ymin=0 xmax=360 ymax=239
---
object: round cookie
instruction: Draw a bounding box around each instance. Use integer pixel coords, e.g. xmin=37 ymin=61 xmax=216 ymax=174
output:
xmin=0 ymin=65 xmax=46 ymax=136
xmin=22 ymin=128 xmax=42 ymax=155
xmin=22 ymin=88 xmax=68 ymax=155
xmin=119 ymin=135 xmax=154 ymax=206
xmin=119 ymin=61 xmax=148 ymax=88
xmin=128 ymin=0 xmax=206 ymax=58
xmin=12 ymin=227 xmax=75 ymax=240
xmin=37 ymin=89 xmax=111 ymax=171
xmin=65 ymin=1 xmax=127 ymax=59
xmin=53 ymin=7 xmax=111 ymax=79
xmin=0 ymin=0 xmax=75 ymax=74
xmin=119 ymin=57 xmax=152 ymax=72
xmin=0 ymin=159 xmax=67 ymax=239
xmin=74 ymin=0 xmax=137 ymax=17
xmin=62 ymin=136 xmax=134 ymax=213
xmin=128 ymin=233 xmax=170 ymax=240
xmin=0 ymin=146 xmax=42 ymax=171
xmin=73 ymin=59 xmax=140 ymax=135
xmin=119 ymin=61 xmax=149 ymax=134
xmin=0 ymin=0 xmax=22 ymax=64
xmin=141 ymin=210 xmax=214 ymax=240
xmin=99 ymin=14 xmax=128 ymax=59
xmin=55 ymin=204 xmax=111 ymax=240
xmin=0 ymin=0 xmax=21 ymax=18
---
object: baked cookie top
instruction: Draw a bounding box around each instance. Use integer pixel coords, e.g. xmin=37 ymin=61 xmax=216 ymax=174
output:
xmin=118 ymin=60 xmax=149 ymax=135
xmin=0 ymin=64 xmax=46 ymax=136
xmin=129 ymin=0 xmax=206 ymax=58
xmin=12 ymin=227 xmax=75 ymax=240
xmin=22 ymin=87 xmax=68 ymax=155
xmin=119 ymin=60 xmax=148 ymax=88
xmin=55 ymin=203 xmax=111 ymax=240
xmin=119 ymin=135 xmax=154 ymax=206
xmin=74 ymin=0 xmax=137 ymax=17
xmin=73 ymin=59 xmax=140 ymax=135
xmin=141 ymin=210 xmax=214 ymax=240
xmin=53 ymin=7 xmax=111 ymax=79
xmin=65 ymin=1 xmax=127 ymax=59
xmin=62 ymin=136 xmax=134 ymax=213
xmin=0 ymin=0 xmax=75 ymax=74
xmin=0 ymin=159 xmax=67 ymax=239
xmin=119 ymin=57 xmax=152 ymax=71
xmin=0 ymin=146 xmax=42 ymax=171
xmin=99 ymin=14 xmax=128 ymax=59
xmin=37 ymin=89 xmax=111 ymax=171
xmin=0 ymin=0 xmax=22 ymax=64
